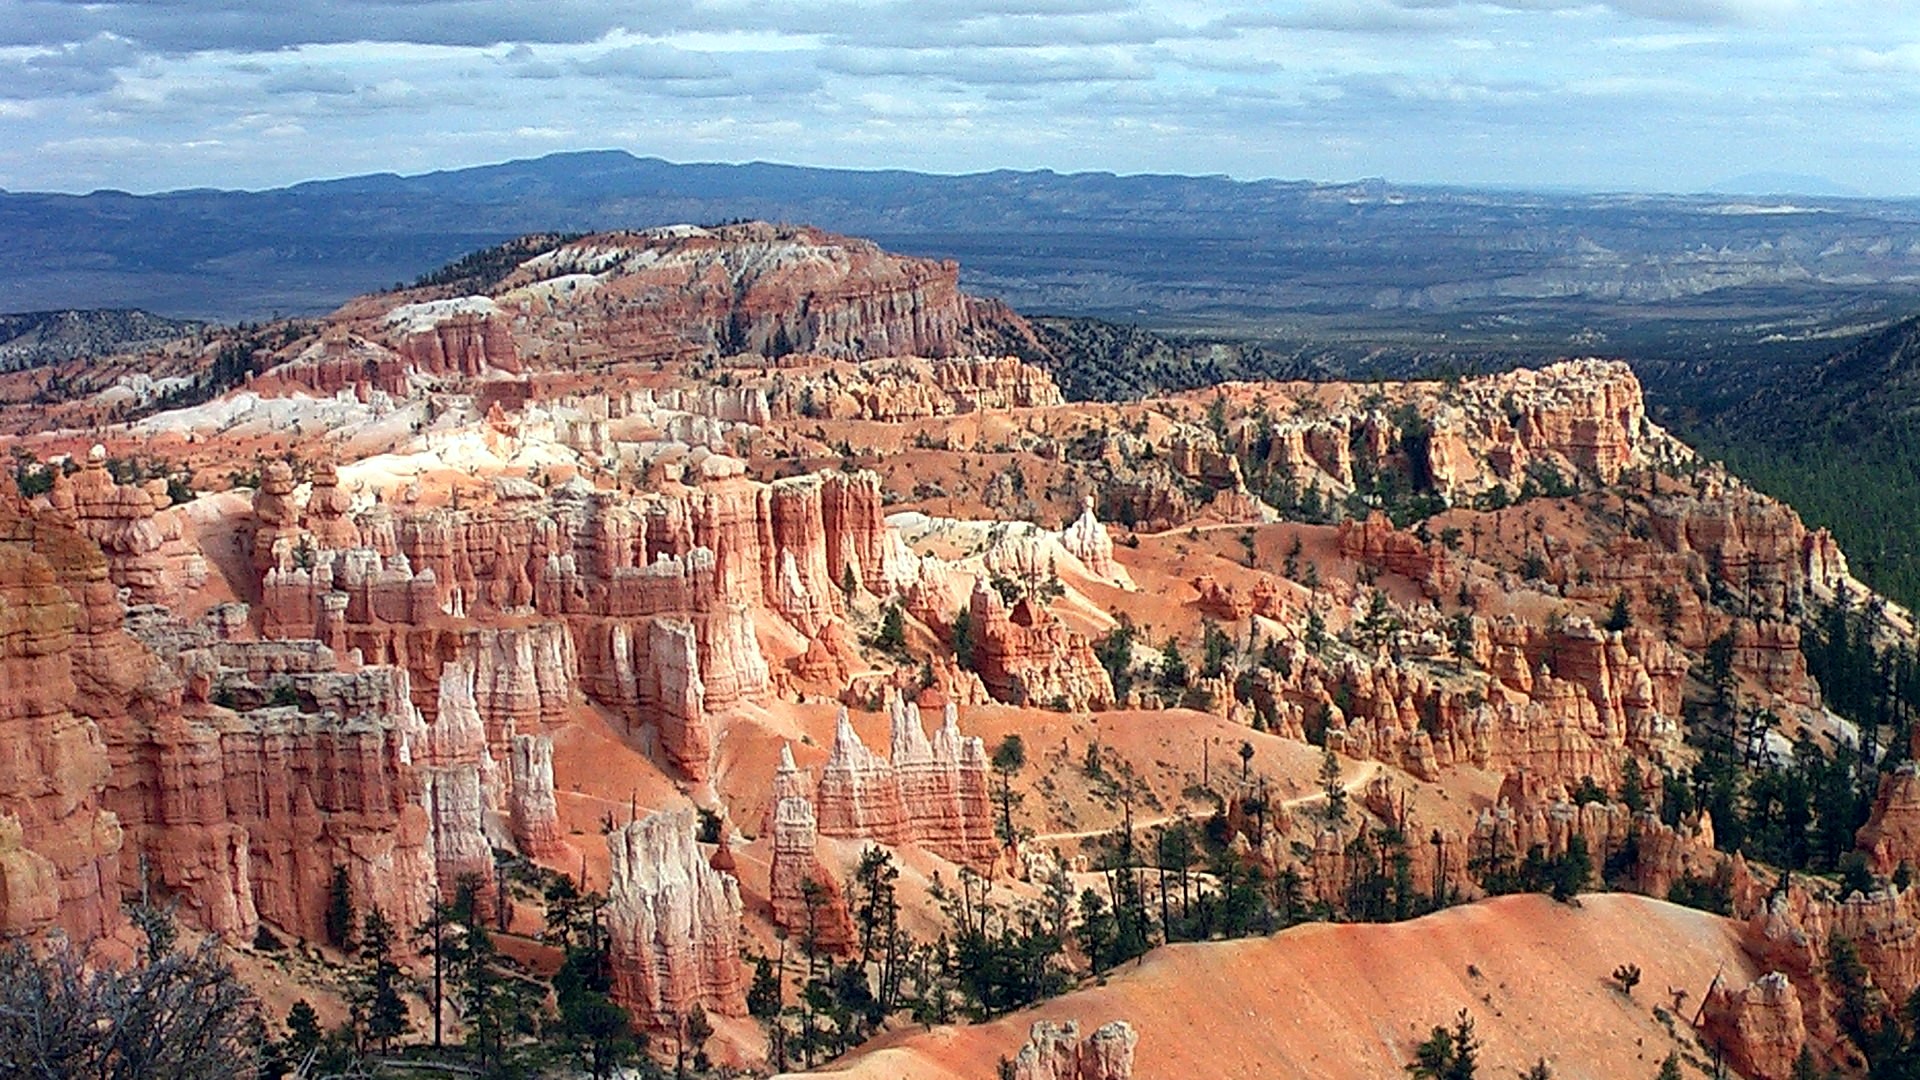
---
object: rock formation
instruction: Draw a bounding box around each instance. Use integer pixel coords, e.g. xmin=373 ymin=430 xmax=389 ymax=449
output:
xmin=606 ymin=808 xmax=746 ymax=1028
xmin=767 ymin=746 xmax=857 ymax=953
xmin=1060 ymin=497 xmax=1127 ymax=586
xmin=1009 ymin=1019 xmax=1138 ymax=1080
xmin=508 ymin=735 xmax=564 ymax=861
xmin=966 ymin=579 xmax=1114 ymax=711
xmin=814 ymin=698 xmax=998 ymax=867
xmin=0 ymin=511 xmax=123 ymax=939
xmin=1701 ymin=971 xmax=1808 ymax=1080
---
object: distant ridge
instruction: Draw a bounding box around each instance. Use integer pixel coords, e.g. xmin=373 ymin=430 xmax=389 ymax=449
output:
xmin=0 ymin=308 xmax=205 ymax=372
xmin=2 ymin=149 xmax=1918 ymax=333
xmin=1707 ymin=172 xmax=1865 ymax=198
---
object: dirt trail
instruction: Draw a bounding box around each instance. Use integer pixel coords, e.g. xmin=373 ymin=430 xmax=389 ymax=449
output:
xmin=1024 ymin=760 xmax=1385 ymax=848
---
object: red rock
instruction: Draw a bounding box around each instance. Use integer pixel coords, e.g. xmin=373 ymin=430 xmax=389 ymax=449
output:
xmin=1191 ymin=575 xmax=1252 ymax=622
xmin=1701 ymin=972 xmax=1808 ymax=1080
xmin=966 ymin=578 xmax=1114 ymax=711
xmin=508 ymin=735 xmax=564 ymax=862
xmin=606 ymin=808 xmax=746 ymax=1028
xmin=814 ymin=697 xmax=998 ymax=867
xmin=1859 ymin=758 xmax=1920 ymax=876
xmin=0 ymin=513 xmax=123 ymax=939
xmin=767 ymin=746 xmax=857 ymax=953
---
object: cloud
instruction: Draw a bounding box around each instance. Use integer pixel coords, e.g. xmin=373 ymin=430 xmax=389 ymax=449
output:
xmin=0 ymin=0 xmax=1914 ymax=197
xmin=260 ymin=65 xmax=358 ymax=95
xmin=821 ymin=46 xmax=1151 ymax=84
xmin=577 ymin=43 xmax=730 ymax=81
xmin=0 ymin=32 xmax=138 ymax=98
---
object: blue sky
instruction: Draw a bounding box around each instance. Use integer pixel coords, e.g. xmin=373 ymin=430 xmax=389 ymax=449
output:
xmin=0 ymin=0 xmax=1916 ymax=196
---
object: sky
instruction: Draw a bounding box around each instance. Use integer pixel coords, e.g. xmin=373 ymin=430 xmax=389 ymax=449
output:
xmin=0 ymin=0 xmax=1917 ymax=197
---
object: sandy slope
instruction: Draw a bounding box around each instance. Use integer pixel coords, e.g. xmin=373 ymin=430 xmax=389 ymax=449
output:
xmin=797 ymin=893 xmax=1757 ymax=1080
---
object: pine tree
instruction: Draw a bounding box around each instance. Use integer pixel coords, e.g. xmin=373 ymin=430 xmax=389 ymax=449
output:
xmin=1604 ymin=590 xmax=1633 ymax=633
xmin=1322 ymin=749 xmax=1348 ymax=826
xmin=352 ymin=907 xmax=407 ymax=1051
xmin=1405 ymin=1009 xmax=1480 ymax=1079
xmin=324 ymin=865 xmax=355 ymax=951
xmin=991 ymin=735 xmax=1027 ymax=847
xmin=285 ymin=999 xmax=324 ymax=1061
xmin=1655 ymin=1053 xmax=1682 ymax=1080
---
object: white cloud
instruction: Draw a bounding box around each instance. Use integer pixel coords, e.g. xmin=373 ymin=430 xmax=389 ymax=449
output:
xmin=0 ymin=0 xmax=1913 ymax=194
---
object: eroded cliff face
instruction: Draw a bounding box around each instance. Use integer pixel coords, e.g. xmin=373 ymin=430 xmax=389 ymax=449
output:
xmin=124 ymin=615 xmax=439 ymax=942
xmin=767 ymin=355 xmax=1065 ymax=421
xmin=1702 ymin=971 xmax=1809 ymax=1080
xmin=767 ymin=745 xmax=857 ymax=953
xmin=272 ymin=224 xmax=1036 ymax=400
xmin=606 ymin=808 xmax=746 ymax=1028
xmin=0 ymin=509 xmax=123 ymax=940
xmin=254 ymin=457 xmax=912 ymax=782
xmin=814 ymin=697 xmax=998 ymax=868
xmin=966 ymin=580 xmax=1114 ymax=712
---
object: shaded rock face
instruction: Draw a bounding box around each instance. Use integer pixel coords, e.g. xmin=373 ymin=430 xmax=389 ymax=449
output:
xmin=967 ymin=579 xmax=1114 ymax=711
xmin=1860 ymin=758 xmax=1920 ymax=875
xmin=767 ymin=746 xmax=857 ymax=954
xmin=606 ymin=809 xmax=746 ymax=1028
xmin=1010 ymin=1019 xmax=1138 ymax=1080
xmin=813 ymin=697 xmax=998 ymax=867
xmin=0 ymin=511 xmax=124 ymax=940
xmin=1702 ymin=971 xmax=1808 ymax=1080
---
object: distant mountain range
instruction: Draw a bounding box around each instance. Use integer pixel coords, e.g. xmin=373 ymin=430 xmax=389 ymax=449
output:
xmin=5 ymin=150 xmax=1920 ymax=352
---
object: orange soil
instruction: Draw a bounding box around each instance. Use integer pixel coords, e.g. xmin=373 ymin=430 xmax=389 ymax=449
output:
xmin=799 ymin=893 xmax=1755 ymax=1080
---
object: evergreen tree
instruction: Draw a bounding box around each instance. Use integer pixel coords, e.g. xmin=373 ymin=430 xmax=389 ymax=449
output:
xmin=1322 ymin=749 xmax=1348 ymax=825
xmin=951 ymin=607 xmax=976 ymax=671
xmin=1406 ymin=1009 xmax=1480 ymax=1079
xmin=1604 ymin=590 xmax=1632 ymax=633
xmin=1158 ymin=638 xmax=1190 ymax=692
xmin=991 ymin=735 xmax=1028 ymax=847
xmin=353 ymin=907 xmax=408 ymax=1052
xmin=324 ymin=865 xmax=355 ymax=951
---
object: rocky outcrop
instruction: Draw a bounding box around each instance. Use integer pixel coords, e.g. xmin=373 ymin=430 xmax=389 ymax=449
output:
xmin=1701 ymin=971 xmax=1808 ymax=1080
xmin=767 ymin=746 xmax=857 ymax=953
xmin=1337 ymin=512 xmax=1453 ymax=597
xmin=0 ymin=512 xmax=123 ymax=939
xmin=966 ymin=579 xmax=1114 ymax=711
xmin=1269 ymin=615 xmax=1679 ymax=792
xmin=253 ymin=459 xmax=920 ymax=782
xmin=391 ymin=309 xmax=521 ymax=379
xmin=606 ymin=809 xmax=746 ymax=1028
xmin=769 ymin=354 xmax=1064 ymax=420
xmin=1009 ymin=1019 xmax=1138 ymax=1080
xmin=508 ymin=735 xmax=564 ymax=861
xmin=814 ymin=697 xmax=998 ymax=867
xmin=330 ymin=224 xmax=1030 ymax=372
xmin=1859 ymin=760 xmax=1920 ymax=876
xmin=1060 ymin=497 xmax=1126 ymax=586
xmin=41 ymin=445 xmax=203 ymax=608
